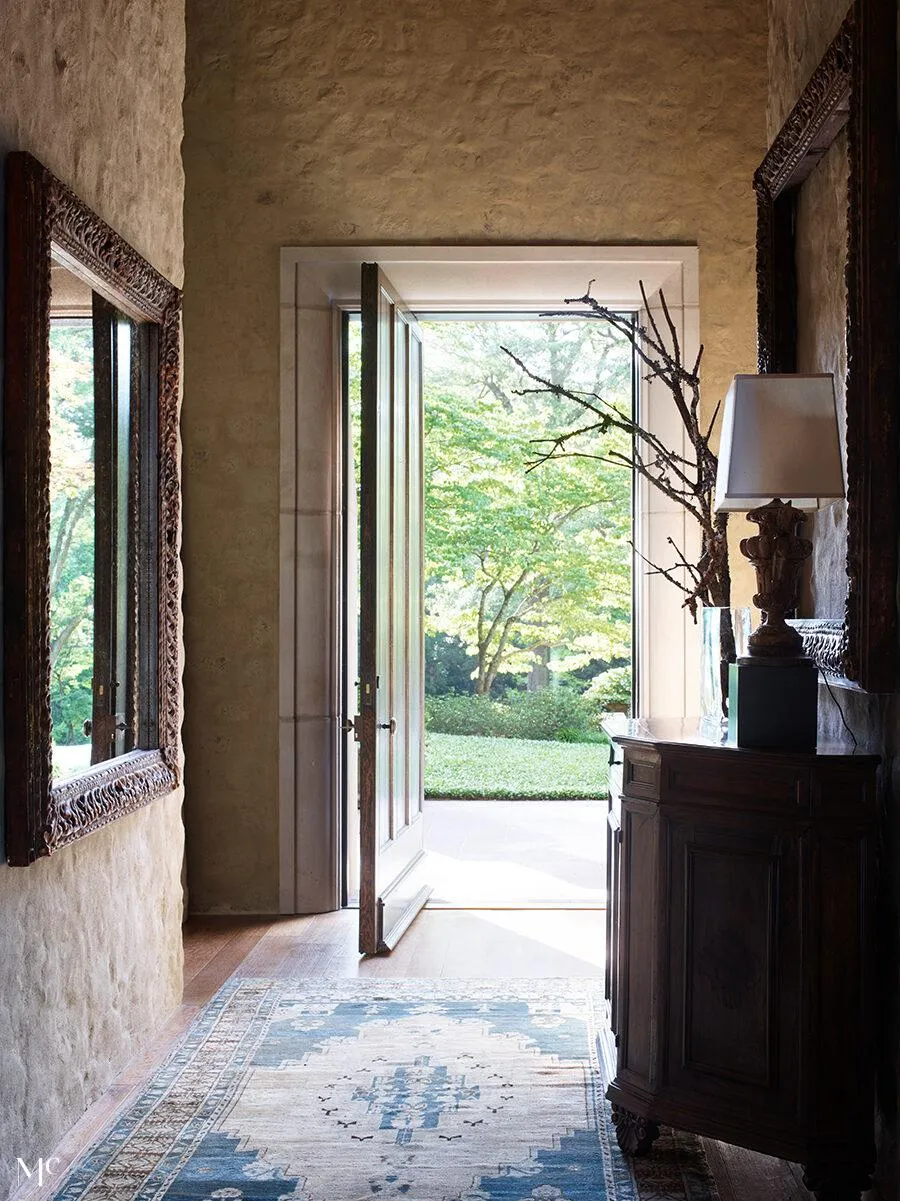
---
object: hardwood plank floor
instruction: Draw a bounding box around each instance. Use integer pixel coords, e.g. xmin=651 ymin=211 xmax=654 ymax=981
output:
xmin=229 ymin=909 xmax=606 ymax=978
xmin=14 ymin=910 xmax=811 ymax=1201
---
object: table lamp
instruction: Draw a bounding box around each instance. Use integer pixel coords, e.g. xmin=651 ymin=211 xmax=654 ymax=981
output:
xmin=714 ymin=373 xmax=844 ymax=749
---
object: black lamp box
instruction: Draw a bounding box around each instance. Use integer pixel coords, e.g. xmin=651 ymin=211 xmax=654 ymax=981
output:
xmin=727 ymin=659 xmax=819 ymax=750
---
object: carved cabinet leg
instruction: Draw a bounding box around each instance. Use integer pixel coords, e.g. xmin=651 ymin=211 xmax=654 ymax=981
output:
xmin=611 ymin=1104 xmax=660 ymax=1156
xmin=802 ymin=1157 xmax=873 ymax=1201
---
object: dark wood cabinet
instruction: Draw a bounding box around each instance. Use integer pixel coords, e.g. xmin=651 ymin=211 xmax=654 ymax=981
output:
xmin=603 ymin=717 xmax=879 ymax=1201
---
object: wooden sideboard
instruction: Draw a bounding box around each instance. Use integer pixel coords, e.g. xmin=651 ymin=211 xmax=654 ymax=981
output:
xmin=603 ymin=716 xmax=879 ymax=1201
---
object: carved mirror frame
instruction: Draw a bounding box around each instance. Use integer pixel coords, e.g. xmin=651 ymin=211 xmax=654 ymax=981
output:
xmin=3 ymin=153 xmax=181 ymax=864
xmin=754 ymin=0 xmax=898 ymax=692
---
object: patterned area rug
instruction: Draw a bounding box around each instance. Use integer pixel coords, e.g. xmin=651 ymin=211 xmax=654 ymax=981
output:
xmin=53 ymin=979 xmax=717 ymax=1201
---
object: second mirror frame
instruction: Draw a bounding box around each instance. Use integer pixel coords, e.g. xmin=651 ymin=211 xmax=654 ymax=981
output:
xmin=754 ymin=0 xmax=899 ymax=692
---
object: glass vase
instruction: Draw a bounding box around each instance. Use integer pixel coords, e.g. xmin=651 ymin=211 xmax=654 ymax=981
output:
xmin=700 ymin=606 xmax=752 ymax=727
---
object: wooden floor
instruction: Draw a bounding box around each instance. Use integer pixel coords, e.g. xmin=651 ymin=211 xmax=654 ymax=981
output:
xmin=18 ymin=910 xmax=811 ymax=1201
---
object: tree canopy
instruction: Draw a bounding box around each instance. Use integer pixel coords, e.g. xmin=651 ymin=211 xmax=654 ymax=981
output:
xmin=422 ymin=318 xmax=633 ymax=695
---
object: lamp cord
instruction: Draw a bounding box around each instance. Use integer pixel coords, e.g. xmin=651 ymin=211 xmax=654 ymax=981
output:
xmin=822 ymin=673 xmax=858 ymax=749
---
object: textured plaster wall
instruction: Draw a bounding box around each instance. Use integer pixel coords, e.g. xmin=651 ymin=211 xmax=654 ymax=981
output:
xmin=768 ymin=1 xmax=899 ymax=1195
xmin=0 ymin=1 xmax=186 ymax=1195
xmin=183 ymin=0 xmax=768 ymax=913
xmin=767 ymin=0 xmax=851 ymax=138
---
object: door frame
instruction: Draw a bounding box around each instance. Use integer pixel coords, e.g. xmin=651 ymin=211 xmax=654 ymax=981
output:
xmin=279 ymin=245 xmax=700 ymax=915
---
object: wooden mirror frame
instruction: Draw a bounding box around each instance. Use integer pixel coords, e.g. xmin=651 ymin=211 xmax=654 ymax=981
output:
xmin=3 ymin=153 xmax=181 ymax=864
xmin=753 ymin=0 xmax=898 ymax=692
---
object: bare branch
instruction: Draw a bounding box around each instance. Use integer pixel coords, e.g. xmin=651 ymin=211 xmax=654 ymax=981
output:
xmin=655 ymin=287 xmax=681 ymax=370
xmin=504 ymin=349 xmax=698 ymax=488
xmin=631 ymin=542 xmax=692 ymax=598
xmin=639 ymin=280 xmax=669 ymax=360
xmin=704 ymin=395 xmax=723 ymax=443
xmin=665 ymin=536 xmax=703 ymax=584
xmin=507 ymin=282 xmax=731 ymax=617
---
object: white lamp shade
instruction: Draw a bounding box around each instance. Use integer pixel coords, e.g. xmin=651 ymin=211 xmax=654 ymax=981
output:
xmin=714 ymin=373 xmax=845 ymax=512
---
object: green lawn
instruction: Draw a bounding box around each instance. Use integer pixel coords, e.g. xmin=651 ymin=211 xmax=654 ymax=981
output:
xmin=424 ymin=732 xmax=609 ymax=799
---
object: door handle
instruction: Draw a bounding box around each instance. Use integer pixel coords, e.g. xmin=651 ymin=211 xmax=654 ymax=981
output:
xmin=378 ymin=719 xmax=397 ymax=733
xmin=84 ymin=717 xmax=130 ymax=740
xmin=341 ymin=718 xmax=354 ymax=733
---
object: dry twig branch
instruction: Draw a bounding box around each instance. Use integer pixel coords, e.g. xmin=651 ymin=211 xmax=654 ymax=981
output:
xmin=501 ymin=282 xmax=730 ymax=619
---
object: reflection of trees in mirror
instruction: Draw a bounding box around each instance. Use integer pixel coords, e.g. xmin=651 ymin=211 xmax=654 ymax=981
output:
xmin=49 ymin=319 xmax=95 ymax=776
xmin=422 ymin=318 xmax=633 ymax=707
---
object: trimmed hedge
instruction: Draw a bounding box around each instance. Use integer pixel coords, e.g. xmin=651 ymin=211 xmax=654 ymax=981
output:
xmin=425 ymin=687 xmax=607 ymax=744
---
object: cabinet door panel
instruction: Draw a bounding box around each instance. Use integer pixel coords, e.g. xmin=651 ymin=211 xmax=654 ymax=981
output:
xmin=618 ymin=800 xmax=660 ymax=1087
xmin=807 ymin=830 xmax=874 ymax=1144
xmin=606 ymin=753 xmax=623 ymax=1036
xmin=606 ymin=804 xmax=621 ymax=1026
xmin=665 ymin=817 xmax=802 ymax=1130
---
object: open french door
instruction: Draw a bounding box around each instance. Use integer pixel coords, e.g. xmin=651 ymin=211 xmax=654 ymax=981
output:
xmin=356 ymin=263 xmax=430 ymax=955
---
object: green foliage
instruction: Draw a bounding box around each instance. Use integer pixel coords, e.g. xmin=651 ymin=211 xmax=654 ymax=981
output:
xmin=48 ymin=320 xmax=95 ymax=749
xmin=424 ymin=686 xmax=606 ymax=744
xmin=425 ymin=693 xmax=503 ymax=737
xmin=584 ymin=666 xmax=633 ymax=715
xmin=422 ymin=318 xmax=632 ymax=695
xmin=503 ymin=686 xmax=597 ymax=741
xmin=425 ymin=632 xmax=477 ymax=696
xmin=425 ymin=732 xmax=609 ymax=799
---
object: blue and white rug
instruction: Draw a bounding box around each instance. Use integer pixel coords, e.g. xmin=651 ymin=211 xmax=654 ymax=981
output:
xmin=52 ymin=979 xmax=717 ymax=1201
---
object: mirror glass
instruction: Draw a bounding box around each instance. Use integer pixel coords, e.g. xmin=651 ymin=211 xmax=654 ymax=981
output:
xmin=795 ymin=130 xmax=849 ymax=622
xmin=3 ymin=152 xmax=182 ymax=864
xmin=49 ymin=257 xmax=137 ymax=781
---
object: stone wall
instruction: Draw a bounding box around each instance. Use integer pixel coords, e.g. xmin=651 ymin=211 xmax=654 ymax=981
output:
xmin=0 ymin=2 xmax=186 ymax=1195
xmin=183 ymin=0 xmax=768 ymax=913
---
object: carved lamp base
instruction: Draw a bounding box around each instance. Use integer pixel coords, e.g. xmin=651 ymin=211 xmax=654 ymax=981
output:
xmin=739 ymin=499 xmax=811 ymax=660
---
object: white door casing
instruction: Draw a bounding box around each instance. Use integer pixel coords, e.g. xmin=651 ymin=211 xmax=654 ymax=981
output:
xmin=279 ymin=246 xmax=700 ymax=915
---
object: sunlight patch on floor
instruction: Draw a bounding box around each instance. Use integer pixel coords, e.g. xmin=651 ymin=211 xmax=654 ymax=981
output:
xmin=463 ymin=908 xmax=606 ymax=972
xmin=424 ymin=799 xmax=606 ymax=908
